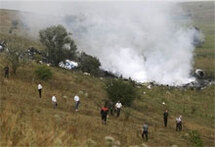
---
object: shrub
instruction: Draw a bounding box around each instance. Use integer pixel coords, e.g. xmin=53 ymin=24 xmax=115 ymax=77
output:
xmin=106 ymin=79 xmax=137 ymax=106
xmin=188 ymin=130 xmax=203 ymax=147
xmin=79 ymin=52 xmax=101 ymax=76
xmin=34 ymin=66 xmax=53 ymax=80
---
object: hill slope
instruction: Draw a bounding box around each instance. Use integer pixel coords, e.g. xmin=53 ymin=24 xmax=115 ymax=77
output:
xmin=0 ymin=47 xmax=214 ymax=146
xmin=0 ymin=1 xmax=215 ymax=146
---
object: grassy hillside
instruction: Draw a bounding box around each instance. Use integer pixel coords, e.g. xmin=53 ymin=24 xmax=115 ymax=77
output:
xmin=0 ymin=33 xmax=214 ymax=146
xmin=0 ymin=55 xmax=214 ymax=146
xmin=0 ymin=1 xmax=215 ymax=146
xmin=181 ymin=1 xmax=215 ymax=78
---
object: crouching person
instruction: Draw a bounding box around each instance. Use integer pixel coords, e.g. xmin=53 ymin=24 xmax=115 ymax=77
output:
xmin=52 ymin=95 xmax=57 ymax=109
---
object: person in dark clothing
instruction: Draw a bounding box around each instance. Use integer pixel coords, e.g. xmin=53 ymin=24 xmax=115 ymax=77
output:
xmin=4 ymin=66 xmax=9 ymax=78
xmin=106 ymin=101 xmax=114 ymax=116
xmin=163 ymin=110 xmax=168 ymax=127
xmin=142 ymin=123 xmax=148 ymax=141
xmin=38 ymin=83 xmax=42 ymax=98
xmin=100 ymin=106 xmax=109 ymax=124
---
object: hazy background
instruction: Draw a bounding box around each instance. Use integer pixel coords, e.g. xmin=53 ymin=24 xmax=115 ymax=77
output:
xmin=0 ymin=1 xmax=204 ymax=85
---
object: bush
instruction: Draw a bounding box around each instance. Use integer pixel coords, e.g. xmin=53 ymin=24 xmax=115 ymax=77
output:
xmin=188 ymin=130 xmax=203 ymax=147
xmin=34 ymin=66 xmax=53 ymax=80
xmin=79 ymin=52 xmax=101 ymax=76
xmin=106 ymin=79 xmax=137 ymax=106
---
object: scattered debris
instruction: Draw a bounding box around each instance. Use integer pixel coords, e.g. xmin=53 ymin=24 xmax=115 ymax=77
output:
xmin=59 ymin=59 xmax=78 ymax=70
xmin=147 ymin=85 xmax=152 ymax=89
xmin=26 ymin=47 xmax=42 ymax=57
xmin=84 ymin=72 xmax=90 ymax=76
xmin=195 ymin=69 xmax=205 ymax=79
xmin=0 ymin=41 xmax=6 ymax=52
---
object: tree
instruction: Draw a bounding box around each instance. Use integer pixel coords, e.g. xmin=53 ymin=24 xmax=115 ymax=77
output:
xmin=4 ymin=38 xmax=27 ymax=74
xmin=39 ymin=25 xmax=77 ymax=66
xmin=79 ymin=52 xmax=101 ymax=76
xmin=106 ymin=79 xmax=137 ymax=106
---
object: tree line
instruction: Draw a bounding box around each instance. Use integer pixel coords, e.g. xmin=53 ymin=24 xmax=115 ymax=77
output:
xmin=2 ymin=24 xmax=138 ymax=107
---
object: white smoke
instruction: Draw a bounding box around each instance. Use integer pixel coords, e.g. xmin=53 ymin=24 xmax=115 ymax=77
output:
xmin=1 ymin=1 xmax=203 ymax=85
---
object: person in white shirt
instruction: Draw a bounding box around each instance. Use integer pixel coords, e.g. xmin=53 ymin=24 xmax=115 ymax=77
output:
xmin=52 ymin=95 xmax=57 ymax=109
xmin=38 ymin=83 xmax=43 ymax=98
xmin=176 ymin=115 xmax=182 ymax=131
xmin=74 ymin=95 xmax=80 ymax=111
xmin=115 ymin=101 xmax=122 ymax=117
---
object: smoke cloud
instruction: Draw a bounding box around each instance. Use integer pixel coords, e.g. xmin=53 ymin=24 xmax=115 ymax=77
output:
xmin=1 ymin=1 xmax=203 ymax=85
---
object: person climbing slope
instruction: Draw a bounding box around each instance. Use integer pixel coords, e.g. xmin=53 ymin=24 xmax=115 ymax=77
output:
xmin=163 ymin=110 xmax=168 ymax=127
xmin=100 ymin=105 xmax=109 ymax=124
xmin=38 ymin=82 xmax=43 ymax=98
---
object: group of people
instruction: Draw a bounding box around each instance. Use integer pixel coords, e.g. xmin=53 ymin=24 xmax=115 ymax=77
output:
xmin=141 ymin=110 xmax=183 ymax=142
xmin=37 ymin=83 xmax=80 ymax=111
xmin=38 ymin=82 xmax=184 ymax=142
xmin=100 ymin=101 xmax=122 ymax=124
xmin=3 ymin=72 xmax=184 ymax=142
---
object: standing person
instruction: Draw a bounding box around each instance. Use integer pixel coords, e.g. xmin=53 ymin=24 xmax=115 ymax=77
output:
xmin=115 ymin=101 xmax=122 ymax=117
xmin=107 ymin=101 xmax=114 ymax=116
xmin=142 ymin=123 xmax=149 ymax=141
xmin=4 ymin=66 xmax=9 ymax=78
xmin=163 ymin=110 xmax=168 ymax=127
xmin=74 ymin=95 xmax=80 ymax=111
xmin=38 ymin=82 xmax=42 ymax=98
xmin=52 ymin=95 xmax=57 ymax=109
xmin=100 ymin=105 xmax=109 ymax=124
xmin=176 ymin=115 xmax=182 ymax=131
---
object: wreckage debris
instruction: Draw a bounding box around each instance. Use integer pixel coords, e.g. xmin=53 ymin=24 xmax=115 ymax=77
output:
xmin=59 ymin=59 xmax=78 ymax=70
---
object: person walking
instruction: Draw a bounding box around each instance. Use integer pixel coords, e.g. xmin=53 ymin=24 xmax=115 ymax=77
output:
xmin=74 ymin=95 xmax=80 ymax=111
xmin=142 ymin=123 xmax=149 ymax=141
xmin=176 ymin=115 xmax=182 ymax=131
xmin=115 ymin=101 xmax=122 ymax=117
xmin=52 ymin=95 xmax=57 ymax=109
xmin=107 ymin=101 xmax=114 ymax=116
xmin=163 ymin=110 xmax=168 ymax=127
xmin=38 ymin=82 xmax=42 ymax=98
xmin=4 ymin=66 xmax=9 ymax=78
xmin=100 ymin=105 xmax=109 ymax=124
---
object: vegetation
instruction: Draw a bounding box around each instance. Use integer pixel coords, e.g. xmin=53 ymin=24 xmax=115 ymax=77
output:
xmin=106 ymin=79 xmax=137 ymax=106
xmin=188 ymin=130 xmax=203 ymax=147
xmin=79 ymin=52 xmax=101 ymax=76
xmin=2 ymin=38 xmax=27 ymax=74
xmin=39 ymin=25 xmax=77 ymax=66
xmin=34 ymin=65 xmax=53 ymax=80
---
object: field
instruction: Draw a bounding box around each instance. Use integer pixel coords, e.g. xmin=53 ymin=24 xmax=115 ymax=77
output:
xmin=181 ymin=1 xmax=215 ymax=78
xmin=0 ymin=1 xmax=214 ymax=147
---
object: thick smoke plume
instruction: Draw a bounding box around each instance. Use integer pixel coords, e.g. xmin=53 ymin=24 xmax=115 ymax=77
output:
xmin=2 ymin=1 xmax=203 ymax=85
